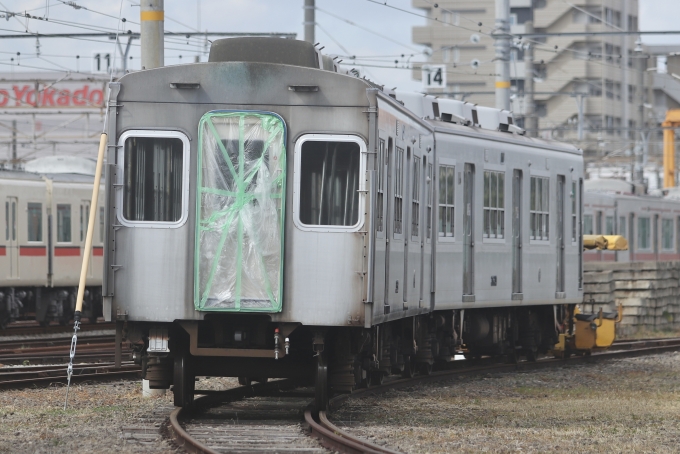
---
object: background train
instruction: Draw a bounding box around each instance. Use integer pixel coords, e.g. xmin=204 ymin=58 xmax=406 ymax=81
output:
xmin=583 ymin=178 xmax=680 ymax=262
xmin=0 ymin=156 xmax=104 ymax=327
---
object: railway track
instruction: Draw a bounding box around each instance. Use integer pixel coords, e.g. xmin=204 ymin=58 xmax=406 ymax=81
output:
xmin=1 ymin=320 xmax=114 ymax=337
xmin=0 ymin=334 xmax=132 ymax=365
xmin=167 ymin=337 xmax=680 ymax=454
xmin=0 ymin=361 xmax=140 ymax=389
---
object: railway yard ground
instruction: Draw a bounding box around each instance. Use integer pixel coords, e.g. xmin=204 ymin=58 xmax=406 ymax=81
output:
xmin=0 ymin=349 xmax=675 ymax=453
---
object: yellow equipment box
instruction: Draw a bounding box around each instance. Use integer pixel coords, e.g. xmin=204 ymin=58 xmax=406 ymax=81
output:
xmin=573 ymin=307 xmax=621 ymax=350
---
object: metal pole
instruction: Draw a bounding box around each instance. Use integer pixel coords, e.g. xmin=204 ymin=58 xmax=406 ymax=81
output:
xmin=523 ymin=21 xmax=537 ymax=137
xmin=636 ymin=41 xmax=646 ymax=184
xmin=304 ymin=0 xmax=315 ymax=44
xmin=494 ymin=0 xmax=510 ymax=110
xmin=577 ymin=94 xmax=584 ymax=141
xmin=140 ymin=0 xmax=164 ymax=69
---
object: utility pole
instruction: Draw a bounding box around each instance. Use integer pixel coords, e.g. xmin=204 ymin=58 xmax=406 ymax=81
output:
xmin=523 ymin=21 xmax=537 ymax=137
xmin=494 ymin=0 xmax=511 ymax=110
xmin=140 ymin=0 xmax=164 ymax=69
xmin=304 ymin=0 xmax=315 ymax=44
xmin=635 ymin=39 xmax=646 ymax=184
xmin=11 ymin=119 xmax=16 ymax=169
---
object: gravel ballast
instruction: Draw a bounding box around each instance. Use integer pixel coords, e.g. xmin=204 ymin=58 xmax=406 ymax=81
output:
xmin=332 ymin=352 xmax=680 ymax=453
xmin=0 ymin=353 xmax=678 ymax=453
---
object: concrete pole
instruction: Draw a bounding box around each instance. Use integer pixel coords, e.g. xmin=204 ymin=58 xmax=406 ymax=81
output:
xmin=140 ymin=0 xmax=164 ymax=70
xmin=494 ymin=0 xmax=510 ymax=111
xmin=304 ymin=0 xmax=315 ymax=44
xmin=523 ymin=21 xmax=537 ymax=137
xmin=636 ymin=43 xmax=646 ymax=184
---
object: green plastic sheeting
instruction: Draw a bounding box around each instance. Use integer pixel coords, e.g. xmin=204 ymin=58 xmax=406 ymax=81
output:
xmin=195 ymin=111 xmax=286 ymax=312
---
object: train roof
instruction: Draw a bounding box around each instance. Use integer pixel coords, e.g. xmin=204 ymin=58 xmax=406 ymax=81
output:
xmin=0 ymin=156 xmax=97 ymax=183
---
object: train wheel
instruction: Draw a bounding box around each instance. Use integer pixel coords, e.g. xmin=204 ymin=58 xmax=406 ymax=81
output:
xmin=418 ymin=362 xmax=433 ymax=376
xmin=315 ymin=352 xmax=328 ymax=411
xmin=238 ymin=377 xmax=252 ymax=386
xmin=369 ymin=371 xmax=384 ymax=387
xmin=173 ymin=351 xmax=194 ymax=408
xmin=401 ymin=358 xmax=416 ymax=379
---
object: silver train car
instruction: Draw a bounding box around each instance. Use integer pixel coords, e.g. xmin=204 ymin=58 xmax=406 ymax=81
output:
xmin=584 ymin=179 xmax=680 ymax=262
xmin=105 ymin=38 xmax=585 ymax=407
xmin=0 ymin=156 xmax=104 ymax=327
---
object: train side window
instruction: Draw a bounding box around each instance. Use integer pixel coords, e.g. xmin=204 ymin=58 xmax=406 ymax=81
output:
xmin=394 ymin=147 xmax=404 ymax=235
xmin=638 ymin=217 xmax=651 ymax=249
xmin=122 ymin=136 xmax=184 ymax=223
xmin=662 ymin=218 xmax=673 ymax=250
xmin=411 ymin=156 xmax=421 ymax=238
xmin=583 ymin=214 xmax=593 ymax=234
xmin=376 ymin=139 xmax=385 ymax=232
xmin=619 ymin=216 xmax=626 ymax=237
xmin=483 ymin=170 xmax=504 ymax=239
xmin=57 ymin=204 xmax=71 ymax=243
xmin=605 ymin=216 xmax=614 ymax=235
xmin=530 ymin=176 xmax=549 ymax=240
xmin=438 ymin=164 xmax=455 ymax=237
xmin=27 ymin=203 xmax=42 ymax=242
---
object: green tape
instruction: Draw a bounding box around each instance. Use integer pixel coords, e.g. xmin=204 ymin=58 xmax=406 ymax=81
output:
xmin=195 ymin=111 xmax=286 ymax=312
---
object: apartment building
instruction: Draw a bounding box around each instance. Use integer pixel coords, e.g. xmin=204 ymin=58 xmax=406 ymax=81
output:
xmin=412 ymin=0 xmax=640 ymax=160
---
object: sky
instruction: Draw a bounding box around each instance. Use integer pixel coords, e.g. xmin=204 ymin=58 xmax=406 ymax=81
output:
xmin=0 ymin=0 xmax=679 ymax=92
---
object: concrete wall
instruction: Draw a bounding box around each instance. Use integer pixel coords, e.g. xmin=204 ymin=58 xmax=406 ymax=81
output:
xmin=583 ymin=261 xmax=680 ymax=337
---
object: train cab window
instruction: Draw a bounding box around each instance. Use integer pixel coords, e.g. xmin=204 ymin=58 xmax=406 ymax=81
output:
xmin=662 ymin=219 xmax=674 ymax=250
xmin=376 ymin=139 xmax=385 ymax=232
xmin=605 ymin=216 xmax=615 ymax=235
xmin=123 ymin=136 xmax=184 ymax=223
xmin=438 ymin=165 xmax=455 ymax=237
xmin=57 ymin=204 xmax=71 ymax=243
xmin=27 ymin=203 xmax=42 ymax=242
xmin=583 ymin=214 xmax=593 ymax=234
xmin=298 ymin=140 xmax=361 ymax=227
xmin=394 ymin=147 xmax=404 ymax=234
xmin=638 ymin=217 xmax=651 ymax=249
xmin=483 ymin=170 xmax=505 ymax=239
xmin=530 ymin=176 xmax=549 ymax=240
xmin=411 ymin=156 xmax=421 ymax=237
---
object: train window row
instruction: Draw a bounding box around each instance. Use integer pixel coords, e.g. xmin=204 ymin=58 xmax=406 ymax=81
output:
xmin=585 ymin=211 xmax=680 ymax=252
xmin=3 ymin=200 xmax=105 ymax=245
xmin=438 ymin=165 xmax=455 ymax=237
xmin=483 ymin=170 xmax=504 ymax=239
xmin=530 ymin=176 xmax=550 ymax=241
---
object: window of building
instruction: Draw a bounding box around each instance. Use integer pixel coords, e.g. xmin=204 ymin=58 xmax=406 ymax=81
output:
xmin=619 ymin=216 xmax=626 ymax=237
xmin=571 ymin=182 xmax=577 ymax=241
xmin=583 ymin=214 xmax=593 ymax=235
xmin=412 ymin=156 xmax=421 ymax=238
xmin=605 ymin=216 xmax=614 ymax=235
xmin=123 ymin=136 xmax=184 ymax=223
xmin=530 ymin=176 xmax=549 ymax=240
xmin=483 ymin=170 xmax=505 ymax=239
xmin=57 ymin=204 xmax=71 ymax=243
xmin=27 ymin=203 xmax=42 ymax=242
xmin=394 ymin=147 xmax=404 ymax=235
xmin=662 ymin=218 xmax=674 ymax=250
xmin=376 ymin=139 xmax=385 ymax=232
xmin=438 ymin=165 xmax=455 ymax=237
xmin=638 ymin=217 xmax=651 ymax=249
xmin=299 ymin=140 xmax=360 ymax=226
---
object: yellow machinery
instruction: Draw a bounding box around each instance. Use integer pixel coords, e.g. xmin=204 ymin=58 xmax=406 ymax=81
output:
xmin=662 ymin=109 xmax=680 ymax=188
xmin=552 ymin=235 xmax=627 ymax=357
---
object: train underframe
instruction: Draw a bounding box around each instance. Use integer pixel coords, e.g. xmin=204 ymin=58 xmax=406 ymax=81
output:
xmin=0 ymin=286 xmax=101 ymax=328
xmin=128 ymin=304 xmax=574 ymax=408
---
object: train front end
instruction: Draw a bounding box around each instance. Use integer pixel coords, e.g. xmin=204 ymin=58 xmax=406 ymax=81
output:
xmin=103 ymin=38 xmax=373 ymax=406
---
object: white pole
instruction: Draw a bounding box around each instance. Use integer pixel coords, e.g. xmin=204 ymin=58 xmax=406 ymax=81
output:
xmin=494 ymin=0 xmax=510 ymax=110
xmin=141 ymin=0 xmax=164 ymax=69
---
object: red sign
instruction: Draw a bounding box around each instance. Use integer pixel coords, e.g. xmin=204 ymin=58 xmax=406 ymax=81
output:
xmin=0 ymin=84 xmax=105 ymax=108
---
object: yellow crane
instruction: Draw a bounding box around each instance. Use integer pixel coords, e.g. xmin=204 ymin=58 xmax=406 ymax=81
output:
xmin=663 ymin=109 xmax=680 ymax=188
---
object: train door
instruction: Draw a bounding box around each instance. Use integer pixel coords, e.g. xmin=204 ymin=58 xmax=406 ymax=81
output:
xmin=5 ymin=197 xmax=18 ymax=278
xmin=402 ymin=147 xmax=412 ymax=309
xmin=556 ymin=175 xmax=565 ymax=295
xmin=463 ymin=163 xmax=475 ymax=299
xmin=80 ymin=200 xmax=93 ymax=277
xmin=383 ymin=139 xmax=393 ymax=314
xmin=407 ymin=152 xmax=423 ymax=309
xmin=419 ymin=158 xmax=430 ymax=308
xmin=512 ymin=170 xmax=522 ymax=297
